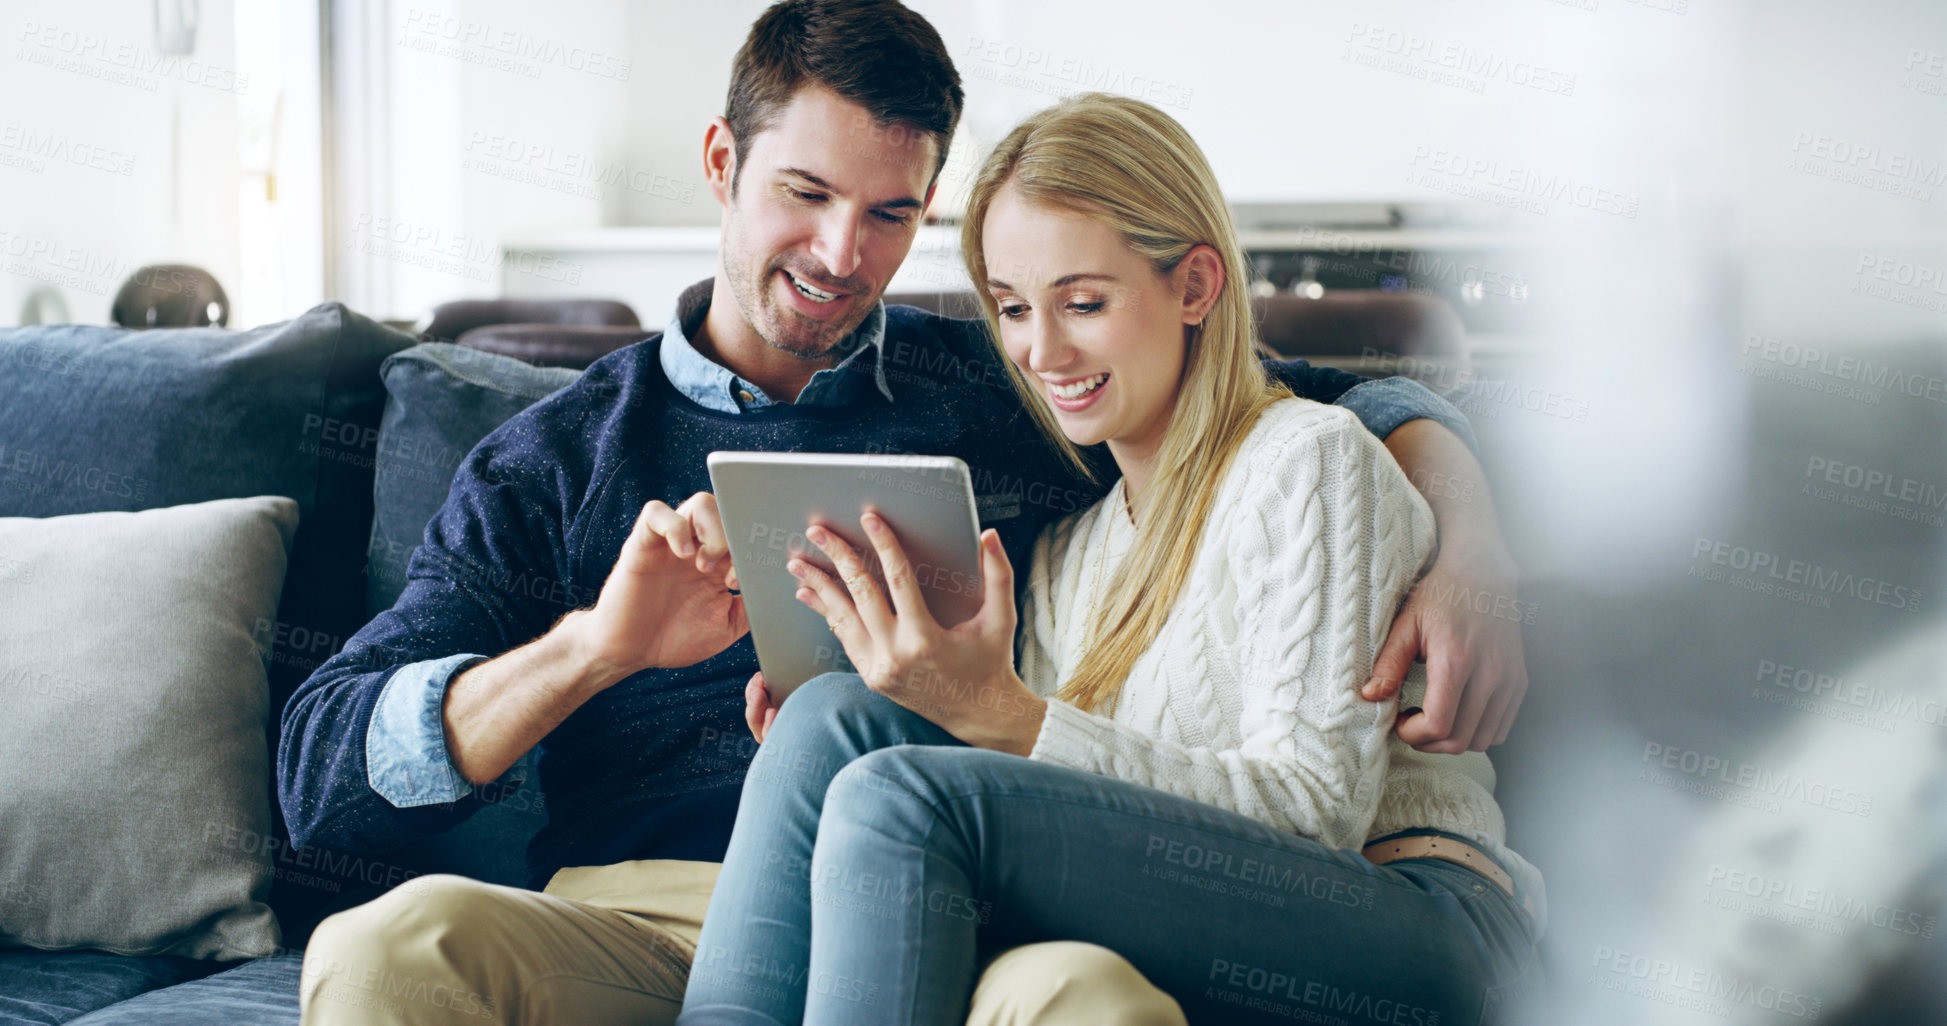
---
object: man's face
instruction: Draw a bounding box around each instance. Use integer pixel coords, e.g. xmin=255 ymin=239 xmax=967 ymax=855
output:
xmin=717 ymin=84 xmax=939 ymax=359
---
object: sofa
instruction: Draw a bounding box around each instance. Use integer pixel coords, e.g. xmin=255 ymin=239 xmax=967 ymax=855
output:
xmin=0 ymin=299 xmax=1550 ymax=1025
xmin=0 ymin=304 xmax=579 ymax=1024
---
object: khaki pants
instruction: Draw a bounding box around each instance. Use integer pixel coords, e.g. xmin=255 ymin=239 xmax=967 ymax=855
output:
xmin=299 ymin=860 xmax=1183 ymax=1026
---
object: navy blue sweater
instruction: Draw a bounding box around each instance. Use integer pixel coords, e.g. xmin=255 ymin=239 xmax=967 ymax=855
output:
xmin=278 ymin=305 xmax=1393 ymax=889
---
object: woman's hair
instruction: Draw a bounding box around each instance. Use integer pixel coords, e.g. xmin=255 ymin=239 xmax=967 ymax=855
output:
xmin=959 ymin=92 xmax=1292 ymax=714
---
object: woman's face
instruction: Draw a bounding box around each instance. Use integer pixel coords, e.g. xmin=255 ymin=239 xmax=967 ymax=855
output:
xmin=980 ymin=184 xmax=1194 ymax=459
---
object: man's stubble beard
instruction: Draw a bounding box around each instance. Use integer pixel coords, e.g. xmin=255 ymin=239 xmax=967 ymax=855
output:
xmin=723 ymin=211 xmax=873 ymax=363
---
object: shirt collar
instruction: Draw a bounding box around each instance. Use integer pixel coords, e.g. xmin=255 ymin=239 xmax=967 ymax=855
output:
xmin=659 ymin=278 xmax=893 ymax=413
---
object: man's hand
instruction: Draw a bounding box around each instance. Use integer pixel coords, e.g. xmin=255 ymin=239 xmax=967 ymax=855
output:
xmin=444 ymin=493 xmax=747 ymax=787
xmin=745 ymin=671 xmax=778 ymax=743
xmin=1368 ymin=418 xmax=1529 ymax=752
xmin=575 ymin=493 xmax=749 ymax=679
xmin=1363 ymin=537 xmax=1529 ymax=753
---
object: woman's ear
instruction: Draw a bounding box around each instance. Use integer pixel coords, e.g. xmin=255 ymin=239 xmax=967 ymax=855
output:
xmin=1175 ymin=244 xmax=1225 ymax=327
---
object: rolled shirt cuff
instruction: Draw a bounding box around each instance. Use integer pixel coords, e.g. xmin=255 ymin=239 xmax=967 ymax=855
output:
xmin=366 ymin=652 xmax=532 ymax=808
xmin=1337 ymin=375 xmax=1481 ymax=457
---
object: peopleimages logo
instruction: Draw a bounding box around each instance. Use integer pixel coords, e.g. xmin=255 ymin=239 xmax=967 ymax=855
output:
xmin=1406 ymin=146 xmax=1638 ymax=219
xmin=1144 ymin=835 xmax=1376 ymax=910
xmin=1344 ymin=23 xmax=1578 ymax=96
xmin=0 ymin=227 xmax=132 ymax=295
xmin=1803 ymin=455 xmax=1947 ymax=527
xmin=1788 ymin=130 xmax=1947 ymax=200
xmin=963 ymin=36 xmax=1194 ymax=110
xmin=0 ymin=123 xmax=135 ymax=176
xmin=1689 ymin=536 xmax=1923 ymax=613
xmin=14 ymin=20 xmax=250 ymax=93
xmin=398 ymin=8 xmax=631 ymax=81
xmin=1741 ymin=333 xmax=1947 ymax=405
xmin=1207 ymin=959 xmax=1441 ymax=1025
xmin=0 ymin=442 xmax=149 ymax=501
xmin=461 ymin=132 xmax=694 ymax=203
xmin=1589 ymin=947 xmax=1822 ymax=1019
xmin=345 ymin=213 xmax=582 ymax=285
xmin=1705 ymin=864 xmax=1937 ymax=939
xmin=1851 ymin=253 xmax=1947 ymax=313
xmin=1754 ymin=658 xmax=1947 ymax=730
xmin=1641 ymin=741 xmax=1875 ymax=817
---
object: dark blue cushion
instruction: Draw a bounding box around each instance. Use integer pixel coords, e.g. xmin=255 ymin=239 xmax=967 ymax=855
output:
xmin=361 ymin=343 xmax=580 ymax=887
xmin=365 ymin=343 xmax=580 ymax=618
xmin=0 ymin=304 xmax=416 ymax=944
xmin=0 ymin=302 xmax=412 ymax=699
xmin=63 ymin=953 xmax=301 ymax=1025
xmin=0 ymin=948 xmax=222 ymax=1026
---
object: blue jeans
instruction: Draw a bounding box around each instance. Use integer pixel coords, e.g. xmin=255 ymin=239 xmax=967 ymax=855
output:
xmin=678 ymin=675 xmax=1541 ymax=1026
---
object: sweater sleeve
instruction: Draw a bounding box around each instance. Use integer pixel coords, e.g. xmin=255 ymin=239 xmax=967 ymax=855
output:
xmin=1028 ymin=405 xmax=1436 ymax=848
xmin=276 ymin=412 xmax=582 ymax=854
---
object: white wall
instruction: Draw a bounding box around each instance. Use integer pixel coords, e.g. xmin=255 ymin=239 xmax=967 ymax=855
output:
xmin=1734 ymin=0 xmax=1947 ymax=342
xmin=614 ymin=0 xmax=1728 ymax=219
xmin=331 ymin=0 xmax=639 ymax=322
xmin=0 ymin=0 xmax=242 ymax=325
xmin=8 ymin=0 xmax=1943 ymax=342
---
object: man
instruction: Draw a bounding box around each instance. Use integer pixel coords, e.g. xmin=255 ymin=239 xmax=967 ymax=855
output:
xmin=285 ymin=2 xmax=1527 ymax=1023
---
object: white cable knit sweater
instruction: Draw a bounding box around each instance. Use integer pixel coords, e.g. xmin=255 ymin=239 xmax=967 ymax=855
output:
xmin=1018 ymin=398 xmax=1546 ymax=931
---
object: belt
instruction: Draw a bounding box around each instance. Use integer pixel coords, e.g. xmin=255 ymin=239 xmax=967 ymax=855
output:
xmin=1363 ymin=834 xmax=1538 ymax=923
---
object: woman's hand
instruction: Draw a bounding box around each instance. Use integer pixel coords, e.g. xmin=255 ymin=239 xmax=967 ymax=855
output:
xmin=789 ymin=511 xmax=1046 ymax=755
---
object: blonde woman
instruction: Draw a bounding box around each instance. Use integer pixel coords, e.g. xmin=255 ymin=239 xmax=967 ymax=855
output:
xmin=678 ymin=94 xmax=1543 ymax=1026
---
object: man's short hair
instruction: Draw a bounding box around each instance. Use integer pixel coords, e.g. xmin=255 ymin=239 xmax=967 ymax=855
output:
xmin=725 ymin=0 xmax=964 ymax=193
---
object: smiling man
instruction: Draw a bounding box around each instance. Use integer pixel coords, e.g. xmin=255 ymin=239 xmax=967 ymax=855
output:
xmin=703 ymin=81 xmax=926 ymax=397
xmin=283 ymin=2 xmax=1524 ymax=1024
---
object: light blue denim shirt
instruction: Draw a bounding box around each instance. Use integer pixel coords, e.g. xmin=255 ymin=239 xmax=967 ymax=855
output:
xmin=362 ymin=283 xmax=1472 ymax=809
xmin=1339 ymin=375 xmax=1479 ymax=456
xmin=659 ymin=292 xmax=893 ymax=412
xmin=365 ymin=652 xmax=502 ymax=807
xmin=365 ymin=286 xmax=895 ymax=808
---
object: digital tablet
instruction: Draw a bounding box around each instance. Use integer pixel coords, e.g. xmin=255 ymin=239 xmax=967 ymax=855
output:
xmin=706 ymin=451 xmax=984 ymax=700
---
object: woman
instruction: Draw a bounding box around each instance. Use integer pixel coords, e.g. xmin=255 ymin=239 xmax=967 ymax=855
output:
xmin=678 ymin=93 xmax=1543 ymax=1026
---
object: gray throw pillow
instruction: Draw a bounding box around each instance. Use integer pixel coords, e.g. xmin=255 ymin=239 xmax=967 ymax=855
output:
xmin=0 ymin=496 xmax=299 ymax=959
